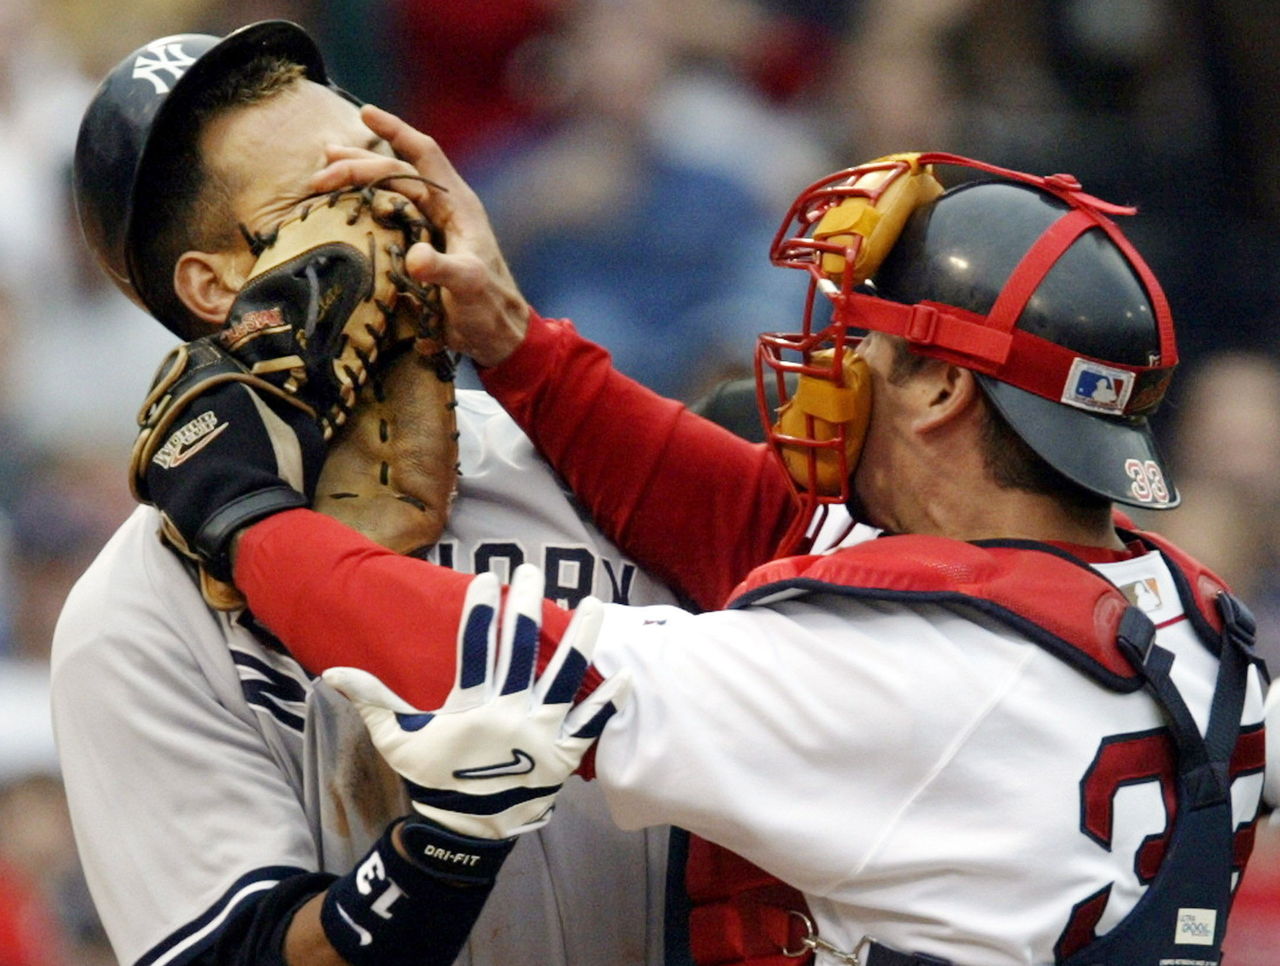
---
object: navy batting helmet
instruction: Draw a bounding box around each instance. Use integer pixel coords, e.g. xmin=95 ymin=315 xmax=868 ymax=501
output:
xmin=73 ymin=20 xmax=350 ymax=335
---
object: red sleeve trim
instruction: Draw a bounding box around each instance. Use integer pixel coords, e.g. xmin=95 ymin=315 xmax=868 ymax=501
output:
xmin=235 ymin=509 xmax=473 ymax=709
xmin=235 ymin=510 xmax=588 ymax=713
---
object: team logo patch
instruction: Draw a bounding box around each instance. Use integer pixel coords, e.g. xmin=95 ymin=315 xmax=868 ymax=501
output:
xmin=1061 ymin=358 xmax=1134 ymax=415
xmin=131 ymin=39 xmax=196 ymax=95
xmin=1174 ymin=907 xmax=1216 ymax=946
xmin=152 ymin=411 xmax=227 ymax=469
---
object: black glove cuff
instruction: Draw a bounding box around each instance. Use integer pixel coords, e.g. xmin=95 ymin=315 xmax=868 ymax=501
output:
xmin=398 ymin=818 xmax=516 ymax=886
xmin=194 ymin=485 xmax=307 ymax=581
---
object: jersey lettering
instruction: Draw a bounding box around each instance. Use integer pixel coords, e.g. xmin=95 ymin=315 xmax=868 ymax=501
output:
xmin=603 ymin=558 xmax=638 ymax=605
xmin=474 ymin=542 xmax=524 ymax=583
xmin=1056 ymin=723 xmax=1266 ymax=957
xmin=432 ymin=541 xmax=641 ymax=604
xmin=545 ymin=547 xmax=594 ymax=608
xmin=1080 ymin=728 xmax=1177 ymax=883
xmin=1228 ymin=724 xmax=1267 ymax=869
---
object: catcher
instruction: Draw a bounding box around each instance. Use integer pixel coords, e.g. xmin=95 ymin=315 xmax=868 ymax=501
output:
xmin=53 ymin=21 xmax=680 ymax=966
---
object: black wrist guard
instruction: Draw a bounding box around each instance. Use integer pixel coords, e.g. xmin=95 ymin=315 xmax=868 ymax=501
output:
xmin=398 ymin=817 xmax=516 ymax=886
xmin=319 ymin=818 xmax=515 ymax=966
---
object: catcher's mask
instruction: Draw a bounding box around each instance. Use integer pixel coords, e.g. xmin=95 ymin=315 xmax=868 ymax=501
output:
xmin=73 ymin=20 xmax=357 ymax=337
xmin=759 ymin=152 xmax=1178 ymax=553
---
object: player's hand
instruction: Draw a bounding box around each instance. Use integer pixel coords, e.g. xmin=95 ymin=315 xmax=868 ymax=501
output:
xmin=323 ymin=564 xmax=630 ymax=840
xmin=307 ymin=104 xmax=530 ymax=368
xmin=132 ymin=337 xmax=326 ymax=583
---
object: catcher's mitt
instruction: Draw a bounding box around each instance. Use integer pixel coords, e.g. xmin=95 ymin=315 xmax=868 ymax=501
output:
xmin=133 ymin=180 xmax=460 ymax=609
xmin=227 ymin=178 xmax=460 ymax=555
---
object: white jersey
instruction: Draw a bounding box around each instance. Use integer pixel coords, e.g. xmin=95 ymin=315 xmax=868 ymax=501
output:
xmin=591 ymin=549 xmax=1272 ymax=965
xmin=50 ymin=390 xmax=678 ymax=966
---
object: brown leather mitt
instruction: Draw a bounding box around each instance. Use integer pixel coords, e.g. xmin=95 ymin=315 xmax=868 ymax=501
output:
xmin=135 ymin=180 xmax=459 ymax=608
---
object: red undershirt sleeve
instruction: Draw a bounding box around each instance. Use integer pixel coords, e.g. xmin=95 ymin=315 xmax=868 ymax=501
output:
xmin=233 ymin=509 xmax=575 ymax=710
xmin=479 ymin=311 xmax=797 ymax=610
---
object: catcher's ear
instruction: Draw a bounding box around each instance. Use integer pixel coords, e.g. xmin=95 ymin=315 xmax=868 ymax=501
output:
xmin=174 ymin=249 xmax=252 ymax=328
xmin=912 ymin=362 xmax=981 ymax=436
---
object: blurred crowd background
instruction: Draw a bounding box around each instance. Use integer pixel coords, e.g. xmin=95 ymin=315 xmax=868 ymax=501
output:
xmin=0 ymin=0 xmax=1276 ymax=962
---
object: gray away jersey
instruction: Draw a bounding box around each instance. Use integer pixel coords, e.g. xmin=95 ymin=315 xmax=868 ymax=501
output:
xmin=50 ymin=390 xmax=678 ymax=966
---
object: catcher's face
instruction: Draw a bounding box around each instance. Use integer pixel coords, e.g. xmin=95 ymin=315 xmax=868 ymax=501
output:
xmin=177 ymin=80 xmax=394 ymax=330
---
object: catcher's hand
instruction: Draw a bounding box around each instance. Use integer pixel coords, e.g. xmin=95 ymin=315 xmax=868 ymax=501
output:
xmin=323 ymin=564 xmax=631 ymax=840
xmin=130 ymin=338 xmax=325 ymax=606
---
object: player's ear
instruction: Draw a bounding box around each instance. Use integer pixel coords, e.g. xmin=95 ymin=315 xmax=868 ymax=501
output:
xmin=174 ymin=249 xmax=251 ymax=326
xmin=912 ymin=363 xmax=980 ymax=434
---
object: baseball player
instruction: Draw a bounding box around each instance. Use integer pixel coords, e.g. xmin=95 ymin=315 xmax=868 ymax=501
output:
xmin=52 ymin=22 xmax=682 ymax=966
xmin=131 ymin=147 xmax=1277 ymax=965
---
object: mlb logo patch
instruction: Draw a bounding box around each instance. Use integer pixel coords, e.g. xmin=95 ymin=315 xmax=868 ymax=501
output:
xmin=1121 ymin=577 xmax=1162 ymax=612
xmin=1062 ymin=358 xmax=1134 ymax=414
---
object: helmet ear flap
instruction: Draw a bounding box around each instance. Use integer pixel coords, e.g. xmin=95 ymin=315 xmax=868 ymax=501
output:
xmin=774 ymin=349 xmax=872 ymax=496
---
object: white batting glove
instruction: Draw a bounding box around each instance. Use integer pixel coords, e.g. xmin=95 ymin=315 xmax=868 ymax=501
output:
xmin=324 ymin=564 xmax=630 ymax=840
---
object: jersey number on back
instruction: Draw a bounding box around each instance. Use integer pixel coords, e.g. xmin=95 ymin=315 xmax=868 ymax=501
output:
xmin=1054 ymin=723 xmax=1266 ymax=959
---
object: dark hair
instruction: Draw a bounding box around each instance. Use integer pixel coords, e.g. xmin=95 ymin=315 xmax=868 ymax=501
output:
xmin=888 ymin=338 xmax=1111 ymax=518
xmin=134 ymin=57 xmax=307 ymax=339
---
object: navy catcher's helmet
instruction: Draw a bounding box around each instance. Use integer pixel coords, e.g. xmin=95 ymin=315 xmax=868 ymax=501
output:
xmin=73 ymin=21 xmax=349 ymax=335
xmin=761 ymin=153 xmax=1178 ymax=549
xmin=872 ymin=176 xmax=1177 ymax=510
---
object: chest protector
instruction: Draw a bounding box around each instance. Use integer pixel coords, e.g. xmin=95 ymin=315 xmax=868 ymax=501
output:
xmin=683 ymin=525 xmax=1262 ymax=966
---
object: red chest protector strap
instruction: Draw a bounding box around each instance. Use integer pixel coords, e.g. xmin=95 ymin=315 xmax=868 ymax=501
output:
xmin=726 ymin=528 xmax=1232 ymax=691
xmin=683 ymin=835 xmax=814 ymax=966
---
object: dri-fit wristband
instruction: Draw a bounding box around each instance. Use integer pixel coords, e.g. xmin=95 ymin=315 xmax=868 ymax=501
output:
xmin=319 ymin=818 xmax=516 ymax=966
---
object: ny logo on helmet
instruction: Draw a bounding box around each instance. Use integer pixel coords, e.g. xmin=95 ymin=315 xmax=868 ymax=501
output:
xmin=132 ymin=40 xmax=196 ymax=95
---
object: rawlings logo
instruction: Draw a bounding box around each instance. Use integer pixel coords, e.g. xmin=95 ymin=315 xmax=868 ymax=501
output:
xmin=131 ymin=39 xmax=197 ymax=95
xmin=152 ymin=411 xmax=227 ymax=469
xmin=220 ymin=307 xmax=287 ymax=350
xmin=315 ymin=284 xmax=344 ymax=324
